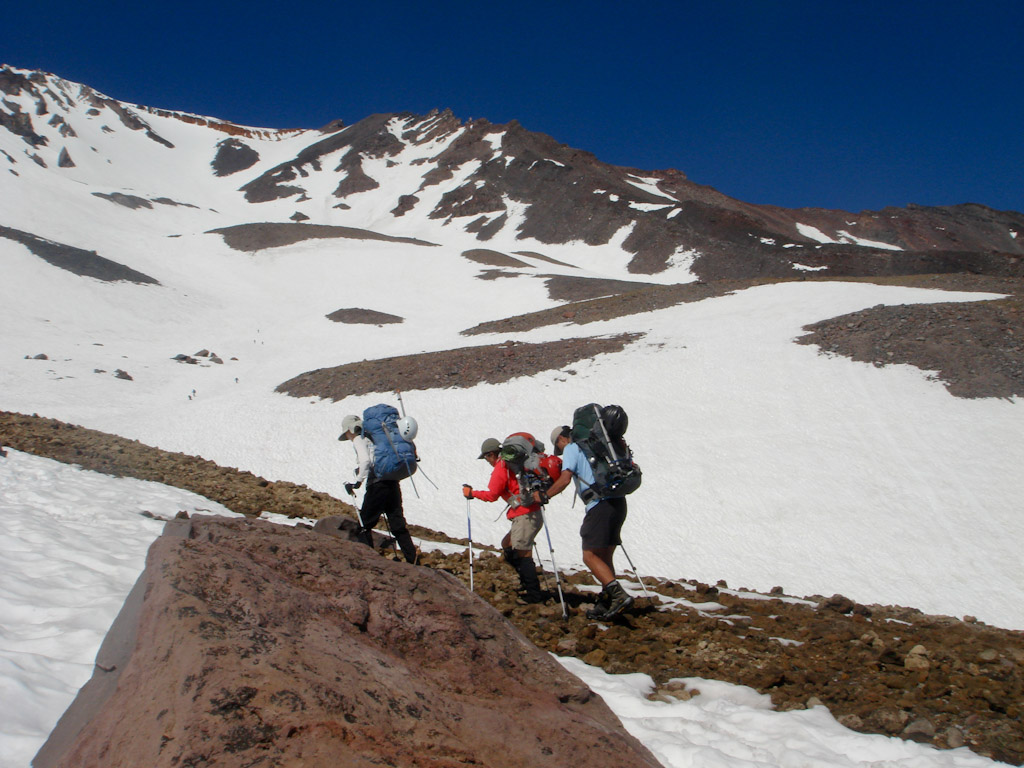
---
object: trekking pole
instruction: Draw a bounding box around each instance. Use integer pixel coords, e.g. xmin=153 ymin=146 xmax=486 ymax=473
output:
xmin=350 ymin=486 xmax=365 ymax=530
xmin=533 ymin=543 xmax=551 ymax=592
xmin=348 ymin=484 xmax=373 ymax=537
xmin=466 ymin=497 xmax=474 ymax=592
xmin=379 ymin=512 xmax=401 ymax=559
xmin=618 ymin=542 xmax=649 ymax=598
xmin=541 ymin=518 xmax=567 ymax=619
xmin=412 ymin=463 xmax=440 ymax=490
xmin=395 ymin=389 xmax=407 ymax=416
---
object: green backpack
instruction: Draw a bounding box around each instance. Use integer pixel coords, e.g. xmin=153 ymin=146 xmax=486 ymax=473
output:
xmin=570 ymin=403 xmax=642 ymax=502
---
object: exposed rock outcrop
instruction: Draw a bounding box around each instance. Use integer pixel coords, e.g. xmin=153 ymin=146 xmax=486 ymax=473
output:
xmin=275 ymin=334 xmax=643 ymax=399
xmin=211 ymin=137 xmax=260 ymax=176
xmin=0 ymin=225 xmax=160 ymax=284
xmin=36 ymin=515 xmax=660 ymax=768
xmin=208 ymin=221 xmax=437 ymax=251
xmin=797 ymin=292 xmax=1024 ymax=398
xmin=326 ymin=307 xmax=404 ymax=325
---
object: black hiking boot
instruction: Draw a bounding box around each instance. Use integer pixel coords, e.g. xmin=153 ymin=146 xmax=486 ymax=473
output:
xmin=599 ymin=580 xmax=634 ymax=619
xmin=586 ymin=586 xmax=611 ymax=619
xmin=515 ymin=556 xmax=547 ymax=603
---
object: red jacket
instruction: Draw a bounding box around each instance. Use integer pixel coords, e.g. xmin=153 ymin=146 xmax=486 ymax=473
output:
xmin=473 ymin=456 xmax=562 ymax=519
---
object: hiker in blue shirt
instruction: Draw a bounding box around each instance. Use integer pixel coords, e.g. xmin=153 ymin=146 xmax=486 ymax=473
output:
xmin=544 ymin=425 xmax=633 ymax=619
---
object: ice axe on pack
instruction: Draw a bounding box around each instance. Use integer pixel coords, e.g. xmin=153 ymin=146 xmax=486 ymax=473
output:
xmin=382 ymin=423 xmax=421 ymax=499
xmin=393 ymin=390 xmax=439 ymax=492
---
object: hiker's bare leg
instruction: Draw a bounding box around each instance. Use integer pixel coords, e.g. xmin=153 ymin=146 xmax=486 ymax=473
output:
xmin=583 ymin=546 xmax=616 ymax=585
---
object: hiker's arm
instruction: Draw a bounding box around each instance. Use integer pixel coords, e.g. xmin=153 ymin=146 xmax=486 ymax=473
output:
xmin=352 ymin=437 xmax=371 ymax=483
xmin=472 ymin=462 xmax=508 ymax=502
xmin=543 ymin=468 xmax=574 ymax=500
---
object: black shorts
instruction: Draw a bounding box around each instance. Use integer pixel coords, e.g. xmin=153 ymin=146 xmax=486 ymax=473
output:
xmin=579 ymin=497 xmax=627 ymax=550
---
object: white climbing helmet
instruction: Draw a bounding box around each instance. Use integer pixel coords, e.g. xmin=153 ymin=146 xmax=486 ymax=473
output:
xmin=397 ymin=416 xmax=418 ymax=441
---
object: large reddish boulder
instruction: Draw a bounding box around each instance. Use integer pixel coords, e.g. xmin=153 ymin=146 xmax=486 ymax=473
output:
xmin=35 ymin=515 xmax=659 ymax=767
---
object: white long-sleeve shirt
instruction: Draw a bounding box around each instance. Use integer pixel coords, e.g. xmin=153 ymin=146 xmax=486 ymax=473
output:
xmin=349 ymin=433 xmax=374 ymax=483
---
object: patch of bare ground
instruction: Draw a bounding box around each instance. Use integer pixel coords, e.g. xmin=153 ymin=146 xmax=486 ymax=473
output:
xmin=460 ymin=278 xmax=776 ymax=335
xmin=207 ymin=222 xmax=437 ymax=251
xmin=0 ymin=411 xmax=455 ymax=545
xmin=462 ymin=273 xmax=1024 ymax=400
xmin=326 ymin=307 xmax=403 ymax=325
xmin=3 ymin=413 xmax=1022 ymax=764
xmin=0 ymin=411 xmax=349 ymax=519
xmin=514 ymin=250 xmax=577 ymax=268
xmin=799 ymin=297 xmax=1024 ymax=398
xmin=419 ymin=549 xmax=1024 ymax=766
xmin=0 ymin=225 xmax=160 ymax=285
xmin=543 ymin=274 xmax=660 ymax=302
xmin=275 ymin=334 xmax=643 ymax=400
xmin=462 ymin=248 xmax=532 ymax=267
xmin=476 ymin=268 xmax=522 ymax=281
xmin=470 ymin=272 xmax=659 ymax=301
xmin=795 ymin=275 xmax=1024 ymax=399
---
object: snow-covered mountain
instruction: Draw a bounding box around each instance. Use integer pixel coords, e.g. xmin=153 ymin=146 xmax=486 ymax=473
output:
xmin=2 ymin=63 xmax=1023 ymax=638
xmin=4 ymin=64 xmax=1022 ymax=279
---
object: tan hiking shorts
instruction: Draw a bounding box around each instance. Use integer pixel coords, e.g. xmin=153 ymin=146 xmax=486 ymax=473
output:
xmin=509 ymin=508 xmax=544 ymax=551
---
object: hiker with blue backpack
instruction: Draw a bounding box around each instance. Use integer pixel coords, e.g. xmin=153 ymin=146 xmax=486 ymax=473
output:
xmin=542 ymin=405 xmax=642 ymax=620
xmin=339 ymin=405 xmax=420 ymax=564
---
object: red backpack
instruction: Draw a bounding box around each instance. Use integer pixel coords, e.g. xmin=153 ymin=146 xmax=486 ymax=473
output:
xmin=500 ymin=432 xmax=561 ymax=506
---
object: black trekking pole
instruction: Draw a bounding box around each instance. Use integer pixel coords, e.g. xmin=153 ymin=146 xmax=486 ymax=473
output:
xmin=618 ymin=542 xmax=649 ymax=598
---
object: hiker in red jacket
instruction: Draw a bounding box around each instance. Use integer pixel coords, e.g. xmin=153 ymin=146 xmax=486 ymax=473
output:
xmin=463 ymin=436 xmax=560 ymax=603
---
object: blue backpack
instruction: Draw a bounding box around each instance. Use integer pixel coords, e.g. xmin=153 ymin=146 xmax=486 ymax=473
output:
xmin=362 ymin=404 xmax=418 ymax=481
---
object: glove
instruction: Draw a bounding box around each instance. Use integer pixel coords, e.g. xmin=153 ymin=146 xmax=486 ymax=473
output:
xmin=344 ymin=481 xmax=362 ymax=497
xmin=462 ymin=484 xmax=473 ymax=499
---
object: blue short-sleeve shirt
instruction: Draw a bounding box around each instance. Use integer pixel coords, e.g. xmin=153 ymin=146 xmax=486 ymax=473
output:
xmin=561 ymin=441 xmax=601 ymax=511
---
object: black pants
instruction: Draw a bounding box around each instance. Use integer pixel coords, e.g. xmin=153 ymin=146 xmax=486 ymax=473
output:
xmin=359 ymin=479 xmax=416 ymax=563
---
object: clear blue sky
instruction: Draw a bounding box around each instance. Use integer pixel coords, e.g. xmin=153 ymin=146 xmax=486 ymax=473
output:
xmin=6 ymin=0 xmax=1022 ymax=213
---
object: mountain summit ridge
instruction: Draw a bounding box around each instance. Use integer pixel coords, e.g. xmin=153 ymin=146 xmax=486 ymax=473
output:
xmin=3 ymin=64 xmax=1022 ymax=279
